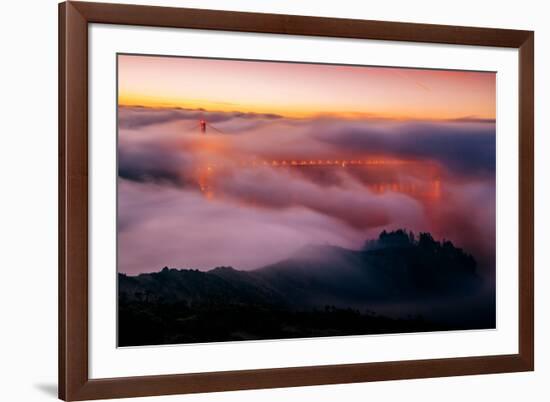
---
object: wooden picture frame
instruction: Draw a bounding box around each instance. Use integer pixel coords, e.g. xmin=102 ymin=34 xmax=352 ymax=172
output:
xmin=59 ymin=1 xmax=534 ymax=400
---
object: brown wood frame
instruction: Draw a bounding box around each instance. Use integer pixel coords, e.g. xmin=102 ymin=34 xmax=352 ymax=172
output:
xmin=59 ymin=1 xmax=534 ymax=400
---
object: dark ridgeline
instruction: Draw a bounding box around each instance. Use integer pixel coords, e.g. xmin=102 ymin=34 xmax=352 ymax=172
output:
xmin=118 ymin=230 xmax=496 ymax=346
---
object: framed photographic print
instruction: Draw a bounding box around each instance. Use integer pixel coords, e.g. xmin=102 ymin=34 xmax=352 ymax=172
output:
xmin=59 ymin=1 xmax=534 ymax=400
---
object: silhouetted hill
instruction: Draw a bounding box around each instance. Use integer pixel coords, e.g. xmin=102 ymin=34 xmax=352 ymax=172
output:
xmin=119 ymin=266 xmax=288 ymax=307
xmin=120 ymin=229 xmax=483 ymax=308
xmin=118 ymin=230 xmax=495 ymax=346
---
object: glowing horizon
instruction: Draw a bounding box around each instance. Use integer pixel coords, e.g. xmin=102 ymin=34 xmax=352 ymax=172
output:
xmin=118 ymin=55 xmax=496 ymax=120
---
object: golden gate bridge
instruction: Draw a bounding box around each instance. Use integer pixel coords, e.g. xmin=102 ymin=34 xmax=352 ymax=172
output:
xmin=192 ymin=120 xmax=442 ymax=200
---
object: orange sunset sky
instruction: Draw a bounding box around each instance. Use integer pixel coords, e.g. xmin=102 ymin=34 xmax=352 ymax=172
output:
xmin=118 ymin=55 xmax=496 ymax=120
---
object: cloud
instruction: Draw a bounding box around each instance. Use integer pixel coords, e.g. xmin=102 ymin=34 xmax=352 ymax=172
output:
xmin=116 ymin=107 xmax=496 ymax=275
xmin=314 ymin=120 xmax=496 ymax=176
xmin=118 ymin=178 xmax=423 ymax=274
xmin=118 ymin=107 xmax=495 ymax=179
xmin=217 ymin=166 xmax=423 ymax=230
xmin=118 ymin=106 xmax=283 ymax=130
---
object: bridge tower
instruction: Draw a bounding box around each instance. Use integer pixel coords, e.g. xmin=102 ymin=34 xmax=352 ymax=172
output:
xmin=199 ymin=119 xmax=206 ymax=134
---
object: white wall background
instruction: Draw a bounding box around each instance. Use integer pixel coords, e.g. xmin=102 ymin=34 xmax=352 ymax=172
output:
xmin=0 ymin=0 xmax=546 ymax=400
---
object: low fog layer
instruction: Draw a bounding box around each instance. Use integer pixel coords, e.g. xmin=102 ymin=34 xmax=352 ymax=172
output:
xmin=118 ymin=106 xmax=496 ymax=276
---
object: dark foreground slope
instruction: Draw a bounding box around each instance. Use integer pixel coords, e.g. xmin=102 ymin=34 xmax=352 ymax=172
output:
xmin=119 ymin=230 xmax=495 ymax=346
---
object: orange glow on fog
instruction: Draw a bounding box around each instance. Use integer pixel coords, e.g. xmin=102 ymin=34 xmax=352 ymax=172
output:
xmin=194 ymin=157 xmax=442 ymax=202
xmin=236 ymin=158 xmax=409 ymax=168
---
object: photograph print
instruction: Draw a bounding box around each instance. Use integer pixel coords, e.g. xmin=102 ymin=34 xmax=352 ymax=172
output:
xmin=117 ymin=54 xmax=496 ymax=347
